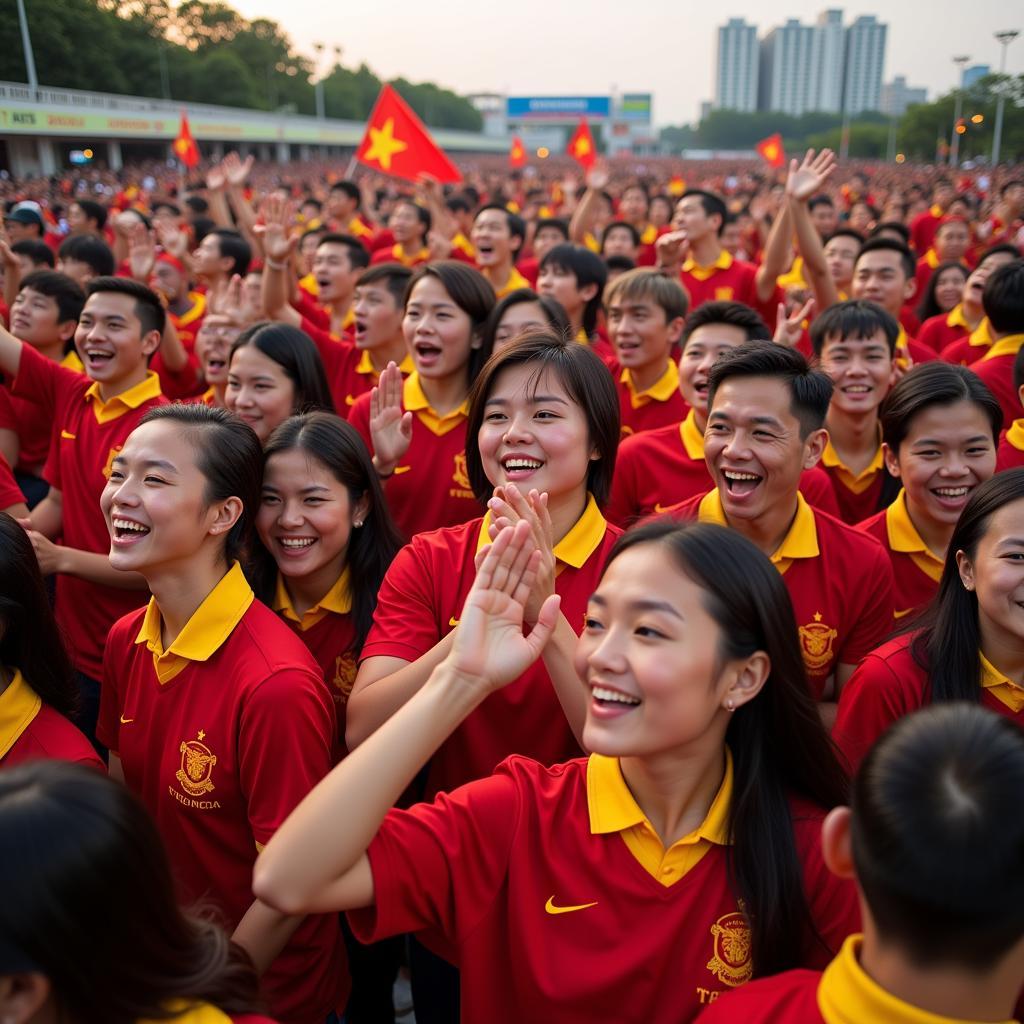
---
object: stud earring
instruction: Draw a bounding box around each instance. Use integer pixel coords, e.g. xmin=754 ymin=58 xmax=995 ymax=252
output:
xmin=725 ymin=698 xmax=735 ymax=712
xmin=353 ymin=520 xmax=364 ymax=528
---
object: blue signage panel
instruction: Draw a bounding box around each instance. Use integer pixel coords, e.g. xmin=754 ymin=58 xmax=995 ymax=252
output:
xmin=506 ymin=96 xmax=611 ymax=120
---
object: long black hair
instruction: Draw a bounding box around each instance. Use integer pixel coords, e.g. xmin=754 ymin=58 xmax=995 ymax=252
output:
xmin=0 ymin=513 xmax=77 ymax=718
xmin=910 ymin=469 xmax=1024 ymax=701
xmin=604 ymin=520 xmax=849 ymax=977
xmin=0 ymin=761 xmax=263 ymax=1023
xmin=255 ymin=413 xmax=403 ymax=653
xmin=915 ymin=260 xmax=968 ymax=323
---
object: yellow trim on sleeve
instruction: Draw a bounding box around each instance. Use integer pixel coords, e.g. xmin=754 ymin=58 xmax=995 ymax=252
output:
xmin=0 ymin=670 xmax=42 ymax=760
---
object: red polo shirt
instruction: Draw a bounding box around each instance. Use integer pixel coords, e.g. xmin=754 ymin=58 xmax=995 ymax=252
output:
xmin=971 ymin=333 xmax=1024 ymax=428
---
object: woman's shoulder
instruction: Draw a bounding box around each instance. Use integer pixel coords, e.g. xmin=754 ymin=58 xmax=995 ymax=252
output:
xmin=229 ymin=599 xmax=323 ymax=680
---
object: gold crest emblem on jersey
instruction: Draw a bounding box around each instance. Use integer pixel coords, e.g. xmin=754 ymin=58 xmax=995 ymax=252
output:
xmin=714 ymin=286 xmax=735 ymax=301
xmin=176 ymin=730 xmax=217 ymax=796
xmin=452 ymin=451 xmax=471 ymax=490
xmin=333 ymin=653 xmax=357 ymax=702
xmin=102 ymin=445 xmax=122 ymax=480
xmin=799 ymin=611 xmax=838 ymax=671
xmin=707 ymin=911 xmax=752 ymax=987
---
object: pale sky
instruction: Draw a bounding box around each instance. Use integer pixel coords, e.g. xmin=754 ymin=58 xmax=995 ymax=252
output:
xmin=227 ymin=0 xmax=1023 ymax=125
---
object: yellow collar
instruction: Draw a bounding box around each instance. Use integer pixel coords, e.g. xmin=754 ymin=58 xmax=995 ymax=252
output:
xmin=980 ymin=332 xmax=1024 ymax=362
xmin=61 ymin=349 xmax=85 ymax=373
xmin=929 ymin=203 xmax=943 ymax=217
xmin=299 ymin=272 xmax=318 ymax=296
xmin=0 ymin=670 xmax=42 ymax=760
xmin=680 ymin=408 xmax=705 ymax=460
xmin=175 ymin=291 xmax=207 ymax=328
xmin=682 ymin=249 xmax=733 ymax=281
xmin=945 ymin=304 xmax=969 ymax=330
xmin=1007 ymin=418 xmax=1024 ymax=452
xmin=84 ymin=371 xmax=162 ymax=425
xmin=135 ymin=563 xmax=254 ymax=685
xmin=885 ymin=490 xmax=944 ymax=582
xmin=476 ymin=493 xmax=606 ymax=570
xmin=393 ymin=243 xmax=430 ymax=266
xmin=968 ymin=318 xmax=993 ymax=347
xmin=140 ymin=1002 xmax=233 ymax=1024
xmin=273 ymin=568 xmax=351 ymax=632
xmin=818 ymin=935 xmax=1015 ymax=1024
xmin=355 ymin=349 xmax=415 ymax=377
xmin=698 ymin=490 xmax=818 ymax=570
xmin=619 ymin=360 xmax=680 ymax=408
xmin=923 ymin=248 xmax=939 ymax=269
xmin=822 ymin=432 xmax=884 ymax=493
xmin=495 ymin=265 xmax=531 ymax=299
xmin=979 ymin=652 xmax=1024 ymax=714
xmin=640 ymin=223 xmax=658 ymax=245
xmin=403 ymin=372 xmax=468 ymax=436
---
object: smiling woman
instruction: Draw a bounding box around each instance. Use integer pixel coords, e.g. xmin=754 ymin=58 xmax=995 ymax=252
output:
xmin=95 ymin=404 xmax=348 ymax=1024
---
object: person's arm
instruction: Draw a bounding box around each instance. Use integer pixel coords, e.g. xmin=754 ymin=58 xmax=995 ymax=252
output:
xmin=0 ymin=235 xmax=21 ymax=312
xmin=204 ymin=162 xmax=235 ymax=229
xmin=26 ymin=535 xmax=148 ymax=589
xmin=222 ymin=153 xmax=259 ymax=247
xmin=231 ymin=900 xmax=305 ymax=976
xmin=256 ymin=197 xmax=302 ymax=326
xmin=416 ymin=174 xmax=457 ymax=240
xmin=755 ymin=202 xmax=793 ymax=304
xmin=0 ymin=315 xmax=25 ymax=379
xmin=27 ymin=488 xmax=62 ymax=537
xmin=786 ymin=149 xmax=840 ymax=312
xmin=0 ymin=428 xmax=19 ymax=470
xmin=568 ymin=162 xmax=609 ymax=245
xmin=254 ymin=519 xmax=560 ymax=916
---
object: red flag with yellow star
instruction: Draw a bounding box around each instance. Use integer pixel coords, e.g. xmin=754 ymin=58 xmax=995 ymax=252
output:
xmin=566 ymin=117 xmax=596 ymax=169
xmin=755 ymin=133 xmax=785 ymax=169
xmin=355 ymin=84 xmax=461 ymax=184
xmin=509 ymin=136 xmax=527 ymax=169
xmin=173 ymin=112 xmax=199 ymax=169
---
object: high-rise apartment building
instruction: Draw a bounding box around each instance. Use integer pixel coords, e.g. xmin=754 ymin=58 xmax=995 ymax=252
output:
xmin=880 ymin=76 xmax=927 ymax=116
xmin=843 ymin=15 xmax=887 ymax=114
xmin=715 ymin=18 xmax=759 ymax=112
xmin=760 ymin=19 xmax=817 ymax=115
xmin=814 ymin=9 xmax=846 ymax=113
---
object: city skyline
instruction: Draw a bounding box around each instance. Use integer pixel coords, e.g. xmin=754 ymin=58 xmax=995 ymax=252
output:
xmin=222 ymin=0 xmax=1022 ymax=126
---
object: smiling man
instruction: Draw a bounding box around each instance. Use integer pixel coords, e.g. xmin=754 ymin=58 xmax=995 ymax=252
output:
xmin=662 ymin=340 xmax=894 ymax=723
xmin=471 ymin=205 xmax=529 ymax=299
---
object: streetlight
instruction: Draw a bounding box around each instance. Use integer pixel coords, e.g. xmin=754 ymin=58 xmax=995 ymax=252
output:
xmin=15 ymin=0 xmax=38 ymax=93
xmin=991 ymin=30 xmax=1020 ymax=166
xmin=314 ymin=42 xmax=325 ymax=120
xmin=949 ymin=55 xmax=970 ymax=168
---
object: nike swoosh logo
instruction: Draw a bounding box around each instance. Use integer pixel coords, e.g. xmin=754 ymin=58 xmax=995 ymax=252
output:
xmin=345 ymin=394 xmax=356 ymax=406
xmin=653 ymin=503 xmax=672 ymax=514
xmin=448 ymin=616 xmax=459 ymax=627
xmin=119 ymin=714 xmax=135 ymax=724
xmin=61 ymin=430 xmax=76 ymax=440
xmin=545 ymin=896 xmax=598 ymax=915
xmin=893 ymin=607 xmax=915 ymax=619
xmin=393 ymin=465 xmax=412 ymax=475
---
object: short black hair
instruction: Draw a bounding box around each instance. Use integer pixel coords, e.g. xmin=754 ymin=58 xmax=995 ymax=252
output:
xmin=152 ymin=200 xmax=181 ymax=217
xmin=810 ymin=299 xmax=899 ymax=357
xmin=807 ymin=195 xmax=834 ymax=211
xmin=534 ymin=217 xmax=569 ymax=240
xmin=74 ymin=199 xmax=107 ymax=231
xmin=867 ymin=220 xmax=911 ymax=246
xmin=185 ymin=195 xmax=209 ymax=215
xmin=85 ymin=276 xmax=166 ymax=337
xmin=356 ymin=262 xmax=413 ymax=306
xmin=604 ymin=254 xmax=637 ymax=274
xmin=981 ymin=260 xmax=1024 ymax=335
xmin=852 ymin=704 xmax=1024 ymax=969
xmin=11 ymin=239 xmax=55 ymax=269
xmin=824 ymin=227 xmax=865 ymax=248
xmin=329 ymin=180 xmax=360 ymax=204
xmin=707 ymin=340 xmax=833 ymax=438
xmin=539 ymin=244 xmax=607 ymax=337
xmin=600 ymin=221 xmax=641 ymax=250
xmin=58 ymin=234 xmax=115 ymax=278
xmin=681 ymin=301 xmax=770 ymax=345
xmin=856 ymin=236 xmax=916 ymax=282
xmin=210 ymin=228 xmax=251 ymax=278
xmin=18 ymin=270 xmax=85 ymax=325
xmin=317 ymin=233 xmax=370 ymax=271
xmin=978 ymin=243 xmax=1023 ymax=268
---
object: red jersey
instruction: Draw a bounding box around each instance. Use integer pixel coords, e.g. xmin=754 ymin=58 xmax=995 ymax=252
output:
xmin=370 ymin=243 xmax=430 ymax=268
xmin=699 ymin=935 xmax=978 ymax=1024
xmin=917 ymin=304 xmax=973 ymax=353
xmin=361 ymin=497 xmax=619 ymax=797
xmin=515 ymin=255 xmax=539 ymax=287
xmin=170 ymin=290 xmax=207 ymax=350
xmin=96 ymin=565 xmax=346 ymax=1024
xmin=349 ymin=754 xmax=858 ymax=1024
xmin=971 ymin=333 xmax=1024 ymax=428
xmin=0 ymin=451 xmax=24 ymax=510
xmin=939 ymin=318 xmax=993 ymax=366
xmin=855 ymin=490 xmax=942 ymax=621
xmin=668 ymin=492 xmax=894 ymax=696
xmin=12 ymin=344 xmax=167 ymax=680
xmin=819 ymin=435 xmax=887 ymax=525
xmin=997 ymin=419 xmax=1024 ymax=471
xmin=272 ymin=571 xmax=357 ymax=753
xmin=348 ymin=373 xmax=482 ymax=540
xmin=909 ymin=206 xmax=945 ymax=254
xmin=604 ymin=410 xmax=840 ymax=528
xmin=0 ymin=670 xmax=104 ymax=770
xmin=679 ymin=251 xmax=779 ymax=328
xmin=834 ymin=632 xmax=1024 ymax=772
xmin=612 ymin=361 xmax=689 ymax=437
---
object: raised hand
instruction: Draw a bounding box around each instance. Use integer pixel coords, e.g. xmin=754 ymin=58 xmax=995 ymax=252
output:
xmin=368 ymin=361 xmax=412 ymax=474
xmin=449 ymin=519 xmax=561 ymax=692
xmin=254 ymin=195 xmax=298 ymax=263
xmin=585 ymin=160 xmax=610 ymax=191
xmin=786 ymin=148 xmax=837 ymax=203
xmin=656 ymin=229 xmax=689 ymax=267
xmin=206 ymin=162 xmax=227 ymax=192
xmin=155 ymin=219 xmax=190 ymax=261
xmin=426 ymin=230 xmax=453 ymax=261
xmin=772 ymin=297 xmax=815 ymax=348
xmin=207 ymin=273 xmax=256 ymax=327
xmin=485 ymin=485 xmax=555 ymax=625
xmin=222 ymin=151 xmax=254 ymax=188
xmin=127 ymin=222 xmax=156 ymax=284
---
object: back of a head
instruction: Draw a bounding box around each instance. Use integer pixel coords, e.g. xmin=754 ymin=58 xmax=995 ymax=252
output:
xmin=852 ymin=703 xmax=1024 ymax=968
xmin=982 ymin=259 xmax=1024 ymax=335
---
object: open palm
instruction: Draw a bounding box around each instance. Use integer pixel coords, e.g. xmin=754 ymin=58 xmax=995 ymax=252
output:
xmin=786 ymin=148 xmax=837 ymax=202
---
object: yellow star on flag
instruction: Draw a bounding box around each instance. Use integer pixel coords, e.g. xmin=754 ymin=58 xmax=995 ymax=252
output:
xmin=764 ymin=143 xmax=778 ymax=161
xmin=574 ymin=136 xmax=591 ymax=157
xmin=173 ymin=139 xmax=189 ymax=156
xmin=364 ymin=117 xmax=408 ymax=171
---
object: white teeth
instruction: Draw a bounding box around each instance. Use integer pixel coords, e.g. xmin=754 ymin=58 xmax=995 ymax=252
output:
xmin=280 ymin=538 xmax=315 ymax=548
xmin=593 ymin=686 xmax=641 ymax=706
xmin=935 ymin=487 xmax=969 ymax=497
xmin=724 ymin=471 xmax=760 ymax=481
xmin=504 ymin=458 xmax=543 ymax=471
xmin=844 ymin=385 xmax=870 ymax=392
xmin=113 ymin=518 xmax=148 ymax=533
xmin=86 ymin=349 xmax=112 ymax=358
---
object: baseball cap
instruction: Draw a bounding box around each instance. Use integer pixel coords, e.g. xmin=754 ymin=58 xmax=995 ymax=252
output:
xmin=6 ymin=201 xmax=44 ymax=228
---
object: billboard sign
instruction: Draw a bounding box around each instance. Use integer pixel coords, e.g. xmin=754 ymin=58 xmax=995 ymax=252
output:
xmin=506 ymin=96 xmax=611 ymax=121
xmin=619 ymin=94 xmax=653 ymax=122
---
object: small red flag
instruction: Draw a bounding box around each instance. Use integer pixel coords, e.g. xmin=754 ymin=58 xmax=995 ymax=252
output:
xmin=355 ymin=84 xmax=462 ymax=184
xmin=567 ymin=118 xmax=597 ymax=170
xmin=173 ymin=112 xmax=200 ymax=169
xmin=755 ymin=133 xmax=785 ymax=169
xmin=509 ymin=136 xmax=527 ymax=169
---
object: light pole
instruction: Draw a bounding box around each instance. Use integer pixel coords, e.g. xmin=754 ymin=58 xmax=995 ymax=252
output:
xmin=313 ymin=42 xmax=325 ymax=120
xmin=158 ymin=41 xmax=171 ymax=100
xmin=14 ymin=0 xmax=37 ymax=93
xmin=991 ymin=30 xmax=1020 ymax=166
xmin=949 ymin=55 xmax=970 ymax=167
